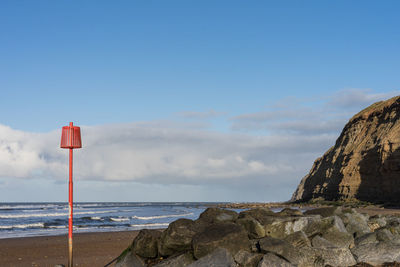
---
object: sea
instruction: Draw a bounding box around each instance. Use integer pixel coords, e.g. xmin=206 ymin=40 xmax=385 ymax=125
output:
xmin=0 ymin=202 xmax=227 ymax=239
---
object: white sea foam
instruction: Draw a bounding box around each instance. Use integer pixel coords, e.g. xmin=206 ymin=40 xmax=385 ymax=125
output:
xmin=110 ymin=217 xmax=130 ymax=222
xmin=0 ymin=210 xmax=115 ymax=219
xmin=0 ymin=222 xmax=45 ymax=230
xmin=132 ymin=212 xmax=194 ymax=220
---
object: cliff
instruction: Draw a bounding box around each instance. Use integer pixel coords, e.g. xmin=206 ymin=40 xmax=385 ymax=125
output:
xmin=292 ymin=96 xmax=400 ymax=204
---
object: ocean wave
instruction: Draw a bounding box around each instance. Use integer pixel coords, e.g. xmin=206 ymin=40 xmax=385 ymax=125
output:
xmin=0 ymin=222 xmax=45 ymax=230
xmin=0 ymin=210 xmax=115 ymax=219
xmin=110 ymin=217 xmax=130 ymax=222
xmin=132 ymin=212 xmax=194 ymax=220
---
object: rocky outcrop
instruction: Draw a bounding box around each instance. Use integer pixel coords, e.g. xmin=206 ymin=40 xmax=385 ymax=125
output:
xmin=115 ymin=207 xmax=400 ymax=266
xmin=292 ymin=96 xmax=400 ymax=204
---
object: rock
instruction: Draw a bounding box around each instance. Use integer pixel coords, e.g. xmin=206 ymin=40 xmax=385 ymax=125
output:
xmin=115 ymin=251 xmax=146 ymax=267
xmin=192 ymin=222 xmax=250 ymax=259
xmin=132 ymin=229 xmax=161 ymax=258
xmin=188 ymin=248 xmax=236 ymax=267
xmin=264 ymin=215 xmax=320 ymax=239
xmin=340 ymin=211 xmax=371 ymax=238
xmin=236 ymin=217 xmax=265 ymax=239
xmin=291 ymin=96 xmax=400 ymax=204
xmin=258 ymin=236 xmax=305 ymax=265
xmin=351 ymin=242 xmax=400 ymax=265
xmin=198 ymin=208 xmax=238 ymax=224
xmin=284 ymin=231 xmax=311 ymax=248
xmin=354 ymin=232 xmax=378 ymax=246
xmin=310 ymin=247 xmax=356 ymax=266
xmin=238 ymin=208 xmax=275 ymax=224
xmin=304 ymin=215 xmax=354 ymax=248
xmin=375 ymin=228 xmax=395 ymax=242
xmin=368 ymin=215 xmax=387 ymax=231
xmin=158 ymin=218 xmax=197 ymax=256
xmin=311 ymin=235 xmax=336 ymax=248
xmin=153 ymin=252 xmax=195 ymax=267
xmin=386 ymin=218 xmax=400 ymax=235
xmin=277 ymin=208 xmax=303 ymax=216
xmin=257 ymin=253 xmax=295 ymax=267
xmin=234 ymin=250 xmax=263 ymax=267
xmin=303 ymin=207 xmax=342 ymax=217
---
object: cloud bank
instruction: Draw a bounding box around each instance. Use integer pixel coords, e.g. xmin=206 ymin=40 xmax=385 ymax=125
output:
xmin=0 ymin=89 xmax=398 ymax=201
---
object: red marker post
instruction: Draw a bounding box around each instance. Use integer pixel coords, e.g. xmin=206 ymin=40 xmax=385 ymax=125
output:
xmin=60 ymin=122 xmax=82 ymax=267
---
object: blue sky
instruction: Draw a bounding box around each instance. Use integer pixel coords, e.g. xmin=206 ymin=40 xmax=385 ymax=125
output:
xmin=0 ymin=1 xmax=399 ymax=202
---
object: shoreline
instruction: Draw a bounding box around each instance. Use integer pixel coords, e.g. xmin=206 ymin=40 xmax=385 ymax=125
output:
xmin=0 ymin=230 xmax=140 ymax=266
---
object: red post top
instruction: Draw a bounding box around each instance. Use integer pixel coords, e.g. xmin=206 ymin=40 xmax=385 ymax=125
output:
xmin=60 ymin=122 xmax=82 ymax=149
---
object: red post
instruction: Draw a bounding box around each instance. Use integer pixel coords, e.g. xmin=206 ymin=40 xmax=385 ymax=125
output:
xmin=68 ymin=148 xmax=73 ymax=267
xmin=68 ymin=122 xmax=74 ymax=267
xmin=60 ymin=122 xmax=81 ymax=267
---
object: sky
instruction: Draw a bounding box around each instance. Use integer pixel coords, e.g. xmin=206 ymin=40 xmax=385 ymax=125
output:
xmin=0 ymin=1 xmax=399 ymax=202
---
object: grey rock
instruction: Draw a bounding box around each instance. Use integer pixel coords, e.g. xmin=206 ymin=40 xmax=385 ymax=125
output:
xmin=54 ymin=265 xmax=65 ymax=267
xmin=188 ymin=248 xmax=236 ymax=267
xmin=340 ymin=211 xmax=371 ymax=238
xmin=303 ymin=207 xmax=342 ymax=217
xmin=153 ymin=252 xmax=195 ymax=267
xmin=158 ymin=218 xmax=197 ymax=256
xmin=115 ymin=251 xmax=146 ymax=267
xmin=198 ymin=208 xmax=238 ymax=224
xmin=308 ymin=247 xmax=356 ymax=266
xmin=304 ymin=215 xmax=354 ymax=248
xmin=264 ymin=215 xmax=320 ymax=239
xmin=192 ymin=222 xmax=250 ymax=259
xmin=258 ymin=236 xmax=304 ymax=265
xmin=236 ymin=217 xmax=265 ymax=239
xmin=277 ymin=208 xmax=303 ymax=216
xmin=257 ymin=253 xmax=295 ymax=267
xmin=311 ymin=235 xmax=336 ymax=248
xmin=354 ymin=232 xmax=378 ymax=247
xmin=238 ymin=208 xmax=275 ymax=224
xmin=284 ymin=231 xmax=311 ymax=248
xmin=234 ymin=250 xmax=263 ymax=267
xmin=351 ymin=242 xmax=400 ymax=265
xmin=375 ymin=228 xmax=395 ymax=242
xmin=132 ymin=229 xmax=161 ymax=258
xmin=368 ymin=215 xmax=387 ymax=231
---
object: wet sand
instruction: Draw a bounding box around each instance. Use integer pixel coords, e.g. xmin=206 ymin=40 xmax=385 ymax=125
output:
xmin=0 ymin=231 xmax=139 ymax=267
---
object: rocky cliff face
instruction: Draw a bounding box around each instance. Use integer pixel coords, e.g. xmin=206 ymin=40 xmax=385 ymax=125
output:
xmin=292 ymin=96 xmax=400 ymax=204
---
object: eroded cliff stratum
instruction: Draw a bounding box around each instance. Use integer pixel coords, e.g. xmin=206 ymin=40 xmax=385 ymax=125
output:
xmin=292 ymin=96 xmax=400 ymax=204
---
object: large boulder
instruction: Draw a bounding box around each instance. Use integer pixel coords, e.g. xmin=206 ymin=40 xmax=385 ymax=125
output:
xmin=263 ymin=215 xmax=320 ymax=239
xmin=257 ymin=253 xmax=295 ymax=267
xmin=115 ymin=251 xmax=146 ymax=267
xmin=234 ymin=250 xmax=263 ymax=267
xmin=158 ymin=218 xmax=197 ymax=256
xmin=304 ymin=215 xmax=354 ymax=248
xmin=192 ymin=222 xmax=250 ymax=259
xmin=197 ymin=208 xmax=238 ymax=224
xmin=291 ymin=96 xmax=400 ymax=204
xmin=258 ymin=236 xmax=306 ymax=265
xmin=132 ymin=229 xmax=161 ymax=258
xmin=238 ymin=208 xmax=275 ymax=225
xmin=236 ymin=216 xmax=265 ymax=239
xmin=351 ymin=242 xmax=400 ymax=265
xmin=187 ymin=248 xmax=236 ymax=267
xmin=308 ymin=247 xmax=356 ymax=266
xmin=284 ymin=231 xmax=311 ymax=248
xmin=153 ymin=252 xmax=195 ymax=267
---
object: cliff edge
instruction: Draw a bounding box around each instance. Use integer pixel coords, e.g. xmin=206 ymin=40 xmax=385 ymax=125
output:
xmin=292 ymin=96 xmax=400 ymax=204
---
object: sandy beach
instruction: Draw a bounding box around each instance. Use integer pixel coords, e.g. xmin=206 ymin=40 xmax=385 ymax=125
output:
xmin=0 ymin=231 xmax=139 ymax=267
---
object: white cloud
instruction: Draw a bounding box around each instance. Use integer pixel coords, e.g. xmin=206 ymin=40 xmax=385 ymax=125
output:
xmin=0 ymin=88 xmax=397 ymax=201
